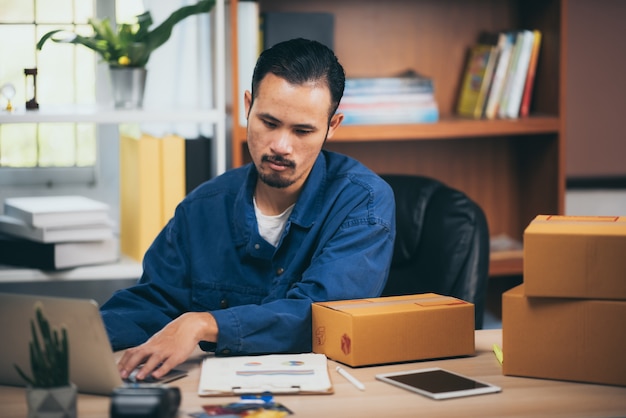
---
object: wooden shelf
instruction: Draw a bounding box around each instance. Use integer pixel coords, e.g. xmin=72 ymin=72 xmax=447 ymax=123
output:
xmin=228 ymin=0 xmax=565 ymax=278
xmin=0 ymin=105 xmax=224 ymax=125
xmin=233 ymin=115 xmax=559 ymax=147
xmin=489 ymin=250 xmax=524 ymax=277
xmin=0 ymin=256 xmax=142 ymax=283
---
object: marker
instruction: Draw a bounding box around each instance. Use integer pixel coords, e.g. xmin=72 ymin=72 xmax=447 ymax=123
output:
xmin=336 ymin=366 xmax=365 ymax=391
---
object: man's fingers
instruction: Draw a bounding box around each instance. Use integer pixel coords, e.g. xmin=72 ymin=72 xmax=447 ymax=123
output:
xmin=118 ymin=348 xmax=149 ymax=379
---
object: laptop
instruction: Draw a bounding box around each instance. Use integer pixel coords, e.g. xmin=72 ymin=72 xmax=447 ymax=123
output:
xmin=0 ymin=292 xmax=186 ymax=395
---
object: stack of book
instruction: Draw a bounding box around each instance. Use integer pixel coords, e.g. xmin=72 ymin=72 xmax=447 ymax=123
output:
xmin=456 ymin=29 xmax=542 ymax=120
xmin=338 ymin=74 xmax=439 ymax=125
xmin=0 ymin=195 xmax=118 ymax=270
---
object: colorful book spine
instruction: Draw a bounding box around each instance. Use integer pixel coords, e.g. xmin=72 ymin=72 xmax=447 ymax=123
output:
xmin=501 ymin=30 xmax=535 ymax=119
xmin=497 ymin=31 xmax=525 ymax=119
xmin=484 ymin=32 xmax=516 ymax=120
xmin=500 ymin=30 xmax=534 ymax=119
xmin=519 ymin=30 xmax=542 ymax=117
xmin=457 ymin=44 xmax=497 ymax=118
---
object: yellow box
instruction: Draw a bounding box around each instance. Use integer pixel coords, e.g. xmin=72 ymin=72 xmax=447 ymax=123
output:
xmin=502 ymin=285 xmax=626 ymax=386
xmin=524 ymin=215 xmax=626 ymax=299
xmin=312 ymin=293 xmax=474 ymax=367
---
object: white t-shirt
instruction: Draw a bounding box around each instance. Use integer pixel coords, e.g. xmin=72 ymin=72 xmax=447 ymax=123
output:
xmin=253 ymin=196 xmax=295 ymax=247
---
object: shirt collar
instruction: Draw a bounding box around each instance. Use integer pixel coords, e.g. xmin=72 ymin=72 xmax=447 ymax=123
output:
xmin=234 ymin=152 xmax=328 ymax=240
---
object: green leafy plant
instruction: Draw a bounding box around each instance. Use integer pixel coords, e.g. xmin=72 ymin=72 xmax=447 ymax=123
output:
xmin=36 ymin=0 xmax=215 ymax=68
xmin=14 ymin=305 xmax=70 ymax=388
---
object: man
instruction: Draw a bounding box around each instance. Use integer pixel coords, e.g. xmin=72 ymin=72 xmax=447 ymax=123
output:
xmin=101 ymin=38 xmax=396 ymax=381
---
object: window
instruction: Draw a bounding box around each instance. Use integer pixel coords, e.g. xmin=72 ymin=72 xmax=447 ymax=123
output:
xmin=0 ymin=0 xmax=97 ymax=170
xmin=0 ymin=0 xmax=144 ymax=182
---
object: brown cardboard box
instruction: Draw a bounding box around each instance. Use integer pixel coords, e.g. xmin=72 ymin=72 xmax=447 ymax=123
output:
xmin=502 ymin=284 xmax=626 ymax=386
xmin=523 ymin=215 xmax=626 ymax=300
xmin=312 ymin=293 xmax=474 ymax=367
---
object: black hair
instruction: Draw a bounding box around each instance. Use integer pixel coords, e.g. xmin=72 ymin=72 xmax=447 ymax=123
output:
xmin=249 ymin=38 xmax=345 ymax=119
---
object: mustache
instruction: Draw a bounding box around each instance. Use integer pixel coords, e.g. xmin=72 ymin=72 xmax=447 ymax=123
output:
xmin=262 ymin=154 xmax=296 ymax=168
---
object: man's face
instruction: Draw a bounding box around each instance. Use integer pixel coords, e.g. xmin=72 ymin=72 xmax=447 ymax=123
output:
xmin=244 ymin=73 xmax=342 ymax=191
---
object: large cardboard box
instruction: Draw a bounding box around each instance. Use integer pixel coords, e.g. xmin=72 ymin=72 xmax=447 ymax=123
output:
xmin=312 ymin=293 xmax=474 ymax=367
xmin=502 ymin=285 xmax=626 ymax=386
xmin=524 ymin=215 xmax=626 ymax=299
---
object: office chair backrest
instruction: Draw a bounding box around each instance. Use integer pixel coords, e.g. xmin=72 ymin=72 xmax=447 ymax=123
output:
xmin=380 ymin=174 xmax=490 ymax=329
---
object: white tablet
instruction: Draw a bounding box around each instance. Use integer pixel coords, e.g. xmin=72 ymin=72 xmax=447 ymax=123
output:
xmin=375 ymin=367 xmax=501 ymax=400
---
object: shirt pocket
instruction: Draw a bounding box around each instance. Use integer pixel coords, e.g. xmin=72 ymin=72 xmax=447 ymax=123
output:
xmin=191 ymin=280 xmax=267 ymax=311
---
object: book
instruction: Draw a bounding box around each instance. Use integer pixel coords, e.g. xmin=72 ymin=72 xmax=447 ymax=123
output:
xmin=0 ymin=214 xmax=114 ymax=243
xmin=519 ymin=30 xmax=542 ymax=117
xmin=3 ymin=195 xmax=110 ymax=228
xmin=344 ymin=76 xmax=434 ymax=96
xmin=0 ymin=233 xmax=118 ymax=270
xmin=503 ymin=29 xmax=536 ymax=118
xmin=120 ymin=132 xmax=163 ymax=262
xmin=340 ymin=92 xmax=436 ymax=106
xmin=484 ymin=31 xmax=516 ymax=120
xmin=185 ymin=135 xmax=213 ymax=194
xmin=497 ymin=31 xmax=525 ymax=119
xmin=340 ymin=102 xmax=439 ymax=125
xmin=456 ymin=44 xmax=498 ymax=118
xmin=120 ymin=132 xmax=188 ymax=261
xmin=499 ymin=30 xmax=535 ymax=119
xmin=339 ymin=73 xmax=438 ymax=125
xmin=160 ymin=134 xmax=186 ymax=225
xmin=198 ymin=353 xmax=333 ymax=396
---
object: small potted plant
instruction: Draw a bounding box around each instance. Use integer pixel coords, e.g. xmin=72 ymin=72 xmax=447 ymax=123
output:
xmin=14 ymin=304 xmax=76 ymax=418
xmin=36 ymin=0 xmax=215 ymax=108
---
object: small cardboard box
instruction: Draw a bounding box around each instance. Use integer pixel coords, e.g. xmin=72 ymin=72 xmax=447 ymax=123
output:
xmin=502 ymin=284 xmax=626 ymax=386
xmin=524 ymin=215 xmax=626 ymax=299
xmin=312 ymin=293 xmax=474 ymax=367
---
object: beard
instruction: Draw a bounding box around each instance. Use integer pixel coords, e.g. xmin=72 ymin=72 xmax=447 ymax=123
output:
xmin=258 ymin=154 xmax=297 ymax=189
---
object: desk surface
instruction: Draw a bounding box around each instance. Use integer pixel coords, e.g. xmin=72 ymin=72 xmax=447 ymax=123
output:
xmin=1 ymin=329 xmax=625 ymax=417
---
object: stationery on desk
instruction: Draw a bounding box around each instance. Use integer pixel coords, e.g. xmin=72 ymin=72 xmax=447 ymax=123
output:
xmin=198 ymin=353 xmax=333 ymax=396
xmin=335 ymin=366 xmax=365 ymax=391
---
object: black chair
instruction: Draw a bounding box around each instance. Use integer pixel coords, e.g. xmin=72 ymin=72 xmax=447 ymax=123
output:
xmin=380 ymin=174 xmax=490 ymax=329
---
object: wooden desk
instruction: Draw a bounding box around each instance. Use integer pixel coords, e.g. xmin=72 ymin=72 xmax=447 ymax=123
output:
xmin=2 ymin=329 xmax=625 ymax=417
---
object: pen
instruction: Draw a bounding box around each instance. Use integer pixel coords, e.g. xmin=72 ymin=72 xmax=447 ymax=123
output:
xmin=336 ymin=366 xmax=365 ymax=391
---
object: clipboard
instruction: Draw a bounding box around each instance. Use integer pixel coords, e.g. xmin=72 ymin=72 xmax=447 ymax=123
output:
xmin=198 ymin=353 xmax=334 ymax=396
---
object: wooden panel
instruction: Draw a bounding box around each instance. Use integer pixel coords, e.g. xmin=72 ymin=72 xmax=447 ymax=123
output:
xmin=230 ymin=0 xmax=566 ymax=278
xmin=566 ymin=0 xmax=626 ymax=178
xmin=260 ymin=0 xmax=520 ymax=116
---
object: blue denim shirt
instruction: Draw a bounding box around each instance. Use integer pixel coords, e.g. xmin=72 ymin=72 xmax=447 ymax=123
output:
xmin=101 ymin=150 xmax=395 ymax=354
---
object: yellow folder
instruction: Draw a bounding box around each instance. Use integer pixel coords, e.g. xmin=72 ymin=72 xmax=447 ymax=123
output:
xmin=119 ymin=132 xmax=186 ymax=262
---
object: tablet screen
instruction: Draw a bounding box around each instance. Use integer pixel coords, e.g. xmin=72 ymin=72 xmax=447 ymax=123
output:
xmin=388 ymin=369 xmax=487 ymax=392
xmin=376 ymin=368 xmax=501 ymax=400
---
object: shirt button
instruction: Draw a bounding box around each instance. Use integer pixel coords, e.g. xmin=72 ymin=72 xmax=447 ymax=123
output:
xmin=276 ymin=267 xmax=284 ymax=275
xmin=220 ymin=299 xmax=229 ymax=309
xmin=254 ymin=243 xmax=260 ymax=250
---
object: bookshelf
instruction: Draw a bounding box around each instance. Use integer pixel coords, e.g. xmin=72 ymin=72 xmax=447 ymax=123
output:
xmin=0 ymin=1 xmax=227 ymax=283
xmin=227 ymin=0 xmax=565 ymax=278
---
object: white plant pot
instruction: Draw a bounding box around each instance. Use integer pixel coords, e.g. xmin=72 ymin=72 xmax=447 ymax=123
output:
xmin=25 ymin=383 xmax=77 ymax=418
xmin=109 ymin=67 xmax=147 ymax=109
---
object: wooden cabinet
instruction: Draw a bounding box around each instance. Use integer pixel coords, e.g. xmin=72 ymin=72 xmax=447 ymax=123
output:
xmin=227 ymin=0 xmax=565 ymax=277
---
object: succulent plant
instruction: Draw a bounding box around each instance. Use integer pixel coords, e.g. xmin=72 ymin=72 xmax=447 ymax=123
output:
xmin=14 ymin=305 xmax=70 ymax=388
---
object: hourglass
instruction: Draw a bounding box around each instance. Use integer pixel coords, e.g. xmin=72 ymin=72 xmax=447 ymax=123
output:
xmin=24 ymin=68 xmax=39 ymax=110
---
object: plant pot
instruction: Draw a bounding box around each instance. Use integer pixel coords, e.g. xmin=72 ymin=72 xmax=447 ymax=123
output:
xmin=109 ymin=67 xmax=147 ymax=109
xmin=25 ymin=383 xmax=77 ymax=418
